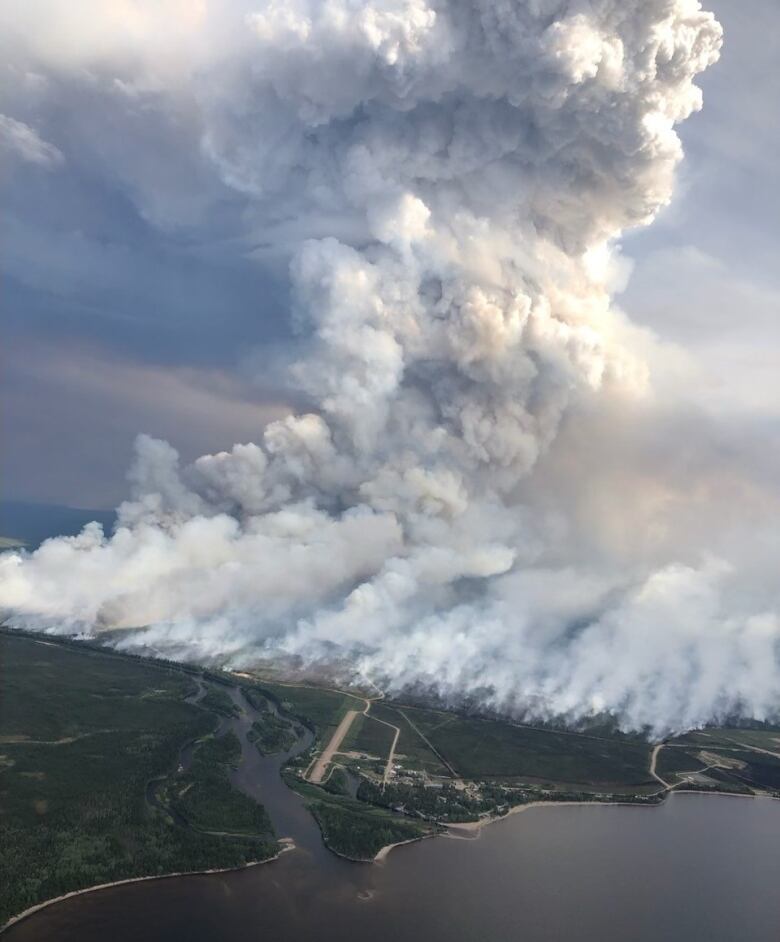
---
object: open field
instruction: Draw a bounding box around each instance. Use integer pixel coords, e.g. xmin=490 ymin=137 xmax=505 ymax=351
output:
xmin=343 ymin=712 xmax=396 ymax=759
xmin=275 ymin=688 xmax=665 ymax=841
xmin=368 ymin=702 xmax=449 ymax=774
xmin=653 ymin=727 xmax=780 ymax=794
xmin=0 ymin=631 xmax=277 ymax=927
xmin=672 ymin=727 xmax=780 ymax=753
xmin=656 ymin=747 xmax=707 ymax=778
xmin=394 ymin=705 xmax=656 ymax=788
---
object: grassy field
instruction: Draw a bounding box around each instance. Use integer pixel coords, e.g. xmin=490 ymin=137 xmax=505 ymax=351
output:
xmin=278 ymin=688 xmax=664 ymax=845
xmin=368 ymin=702 xmax=449 ymax=774
xmin=672 ymin=727 xmax=780 ymax=752
xmin=655 ymin=727 xmax=780 ymax=794
xmin=272 ymin=688 xmax=656 ymax=791
xmin=392 ymin=705 xmax=655 ymax=788
xmin=0 ymin=631 xmax=277 ymax=927
xmin=656 ymin=747 xmax=707 ymax=777
xmin=342 ymin=713 xmax=395 ymax=759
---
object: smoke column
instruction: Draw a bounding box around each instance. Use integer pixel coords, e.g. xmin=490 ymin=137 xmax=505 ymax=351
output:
xmin=5 ymin=0 xmax=778 ymax=735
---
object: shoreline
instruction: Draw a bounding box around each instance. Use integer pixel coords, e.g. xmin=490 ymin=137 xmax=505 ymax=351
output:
xmin=442 ymin=787 xmax=780 ymax=835
xmin=373 ymin=833 xmax=434 ymax=862
xmin=6 ymin=789 xmax=780 ymax=932
xmin=442 ymin=798 xmax=663 ymax=834
xmin=0 ymin=840 xmax=295 ymax=936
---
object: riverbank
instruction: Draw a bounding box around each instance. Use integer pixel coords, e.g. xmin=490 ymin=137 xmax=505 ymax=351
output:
xmin=0 ymin=840 xmax=295 ymax=936
xmin=0 ymin=632 xmax=287 ymax=931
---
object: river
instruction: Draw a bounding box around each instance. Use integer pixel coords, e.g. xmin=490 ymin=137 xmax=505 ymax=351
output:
xmin=7 ymin=685 xmax=780 ymax=942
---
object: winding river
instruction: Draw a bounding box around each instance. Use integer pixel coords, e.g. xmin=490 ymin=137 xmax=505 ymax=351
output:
xmin=7 ymin=685 xmax=780 ymax=942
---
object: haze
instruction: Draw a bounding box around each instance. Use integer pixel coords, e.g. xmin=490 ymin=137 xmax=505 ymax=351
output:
xmin=2 ymin=0 xmax=779 ymax=736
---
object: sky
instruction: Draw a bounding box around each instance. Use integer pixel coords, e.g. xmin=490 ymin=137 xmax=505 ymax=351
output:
xmin=3 ymin=0 xmax=780 ymax=733
xmin=2 ymin=0 xmax=778 ymax=510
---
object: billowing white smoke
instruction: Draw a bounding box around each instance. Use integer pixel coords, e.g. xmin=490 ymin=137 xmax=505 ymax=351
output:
xmin=5 ymin=0 xmax=777 ymax=735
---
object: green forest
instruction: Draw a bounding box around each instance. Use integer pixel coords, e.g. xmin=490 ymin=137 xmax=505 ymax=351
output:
xmin=0 ymin=631 xmax=277 ymax=928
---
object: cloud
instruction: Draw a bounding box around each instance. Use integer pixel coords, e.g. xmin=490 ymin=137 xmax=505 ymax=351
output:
xmin=4 ymin=1 xmax=775 ymax=737
xmin=0 ymin=113 xmax=62 ymax=167
xmin=621 ymin=245 xmax=780 ymax=416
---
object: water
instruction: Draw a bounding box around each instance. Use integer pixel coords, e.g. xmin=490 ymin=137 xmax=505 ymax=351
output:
xmin=7 ymin=688 xmax=780 ymax=942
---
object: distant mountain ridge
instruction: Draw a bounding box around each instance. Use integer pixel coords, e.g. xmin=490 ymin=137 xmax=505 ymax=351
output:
xmin=0 ymin=500 xmax=116 ymax=549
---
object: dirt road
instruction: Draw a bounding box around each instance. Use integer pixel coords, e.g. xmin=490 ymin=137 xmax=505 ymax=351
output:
xmin=399 ymin=708 xmax=458 ymax=777
xmin=369 ymin=715 xmax=400 ymax=785
xmin=308 ymin=709 xmax=362 ymax=783
xmin=649 ymin=744 xmax=670 ymax=789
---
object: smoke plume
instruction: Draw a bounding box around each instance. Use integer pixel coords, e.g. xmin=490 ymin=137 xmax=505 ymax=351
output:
xmin=5 ymin=0 xmax=778 ymax=736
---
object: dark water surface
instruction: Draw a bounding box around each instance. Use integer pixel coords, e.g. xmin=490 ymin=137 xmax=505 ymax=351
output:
xmin=8 ymin=689 xmax=780 ymax=942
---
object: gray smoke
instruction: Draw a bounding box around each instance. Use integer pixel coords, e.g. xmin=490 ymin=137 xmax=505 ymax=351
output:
xmin=5 ymin=0 xmax=776 ymax=736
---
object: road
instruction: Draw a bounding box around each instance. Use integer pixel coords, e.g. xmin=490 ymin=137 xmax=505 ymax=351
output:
xmin=371 ymin=715 xmax=400 ymax=786
xmin=304 ymin=681 xmax=402 ymax=787
xmin=649 ymin=743 xmax=670 ymax=789
xmin=308 ymin=709 xmax=362 ymax=783
xmin=648 ymin=739 xmax=759 ymax=792
xmin=700 ymin=731 xmax=780 ymax=762
xmin=398 ymin=708 xmax=459 ymax=778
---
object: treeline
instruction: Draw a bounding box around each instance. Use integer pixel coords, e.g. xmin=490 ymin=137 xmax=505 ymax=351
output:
xmin=0 ymin=624 xmax=239 ymax=690
xmin=247 ymin=716 xmax=298 ymax=755
xmin=0 ymin=632 xmax=278 ymax=928
xmin=199 ymin=687 xmax=239 ymax=717
xmin=357 ymin=778 xmax=665 ymax=827
xmin=1 ymin=813 xmax=274 ymax=928
xmin=161 ymin=731 xmax=274 ymax=838
xmin=308 ymin=802 xmax=425 ymax=861
xmin=0 ymin=722 xmax=275 ymax=928
xmin=358 ymin=779 xmax=508 ymax=822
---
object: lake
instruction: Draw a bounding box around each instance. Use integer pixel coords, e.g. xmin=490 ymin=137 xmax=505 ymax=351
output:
xmin=7 ymin=791 xmax=780 ymax=942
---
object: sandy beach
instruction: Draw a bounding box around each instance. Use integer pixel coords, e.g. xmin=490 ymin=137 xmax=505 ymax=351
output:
xmin=442 ymin=788 xmax=780 ymax=837
xmin=0 ymin=840 xmax=295 ymax=935
xmin=373 ymin=834 xmax=432 ymax=862
xmin=442 ymin=798 xmax=665 ymax=835
xmin=7 ymin=790 xmax=778 ymax=933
